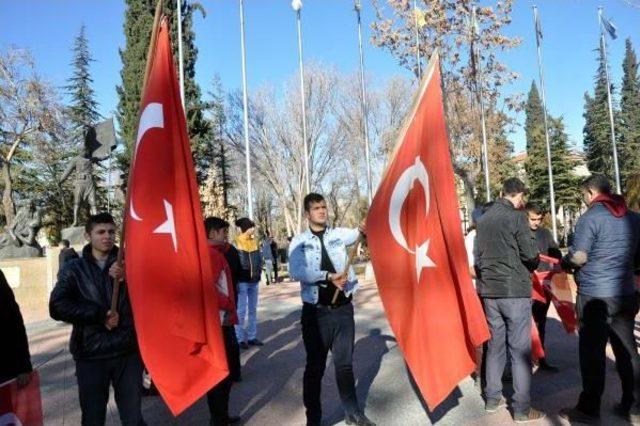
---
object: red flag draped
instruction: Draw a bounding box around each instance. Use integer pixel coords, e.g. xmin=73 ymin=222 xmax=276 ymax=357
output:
xmin=366 ymin=53 xmax=490 ymax=410
xmin=534 ymin=255 xmax=577 ymax=334
xmin=0 ymin=372 xmax=43 ymax=426
xmin=124 ymin=18 xmax=228 ymax=415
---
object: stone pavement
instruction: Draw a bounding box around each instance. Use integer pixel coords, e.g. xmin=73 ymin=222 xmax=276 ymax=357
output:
xmin=28 ymin=278 xmax=634 ymax=425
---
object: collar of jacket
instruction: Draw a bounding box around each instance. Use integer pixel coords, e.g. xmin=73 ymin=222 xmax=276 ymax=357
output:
xmin=304 ymin=226 xmax=331 ymax=239
xmin=81 ymin=244 xmax=119 ymax=267
xmin=236 ymin=234 xmax=258 ymax=252
xmin=496 ymin=197 xmax=518 ymax=210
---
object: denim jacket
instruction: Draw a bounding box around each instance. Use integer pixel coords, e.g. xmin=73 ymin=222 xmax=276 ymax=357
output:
xmin=288 ymin=227 xmax=360 ymax=304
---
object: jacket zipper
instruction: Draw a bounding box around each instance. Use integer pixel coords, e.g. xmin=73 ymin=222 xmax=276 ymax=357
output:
xmin=248 ymin=251 xmax=253 ymax=281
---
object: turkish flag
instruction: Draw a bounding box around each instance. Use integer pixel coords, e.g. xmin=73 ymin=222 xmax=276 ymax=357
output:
xmin=366 ymin=53 xmax=490 ymax=410
xmin=124 ymin=18 xmax=228 ymax=415
xmin=0 ymin=372 xmax=43 ymax=426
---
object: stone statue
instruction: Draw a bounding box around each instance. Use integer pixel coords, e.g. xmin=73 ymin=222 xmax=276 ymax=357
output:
xmin=0 ymin=199 xmax=43 ymax=259
xmin=60 ymin=142 xmax=98 ymax=226
xmin=60 ymin=120 xmax=116 ymax=228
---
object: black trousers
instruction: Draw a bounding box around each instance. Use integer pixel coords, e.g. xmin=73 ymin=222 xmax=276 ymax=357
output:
xmin=532 ymin=298 xmax=551 ymax=351
xmin=75 ymin=352 xmax=145 ymax=426
xmin=576 ymin=293 xmax=640 ymax=415
xmin=301 ymin=302 xmax=359 ymax=425
xmin=482 ymin=298 xmax=532 ymax=415
xmin=207 ymin=325 xmax=239 ymax=424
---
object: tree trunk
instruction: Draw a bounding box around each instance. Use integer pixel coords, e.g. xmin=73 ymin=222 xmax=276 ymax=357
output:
xmin=2 ymin=161 xmax=15 ymax=226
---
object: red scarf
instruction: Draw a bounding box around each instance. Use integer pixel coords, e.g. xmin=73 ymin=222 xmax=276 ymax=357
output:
xmin=591 ymin=193 xmax=627 ymax=218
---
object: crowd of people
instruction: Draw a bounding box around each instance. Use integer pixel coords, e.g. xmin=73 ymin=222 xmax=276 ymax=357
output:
xmin=2 ymin=173 xmax=640 ymax=426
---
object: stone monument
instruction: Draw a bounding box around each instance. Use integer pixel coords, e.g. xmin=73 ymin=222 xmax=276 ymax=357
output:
xmin=0 ymin=199 xmax=43 ymax=259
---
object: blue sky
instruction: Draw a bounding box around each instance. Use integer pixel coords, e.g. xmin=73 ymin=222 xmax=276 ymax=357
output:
xmin=1 ymin=0 xmax=639 ymax=154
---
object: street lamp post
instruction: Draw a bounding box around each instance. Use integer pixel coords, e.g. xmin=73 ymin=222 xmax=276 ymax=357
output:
xmin=292 ymin=0 xmax=310 ymax=194
xmin=239 ymin=0 xmax=253 ymax=219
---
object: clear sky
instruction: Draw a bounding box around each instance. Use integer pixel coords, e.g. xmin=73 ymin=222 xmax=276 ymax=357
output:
xmin=1 ymin=0 xmax=639 ymax=154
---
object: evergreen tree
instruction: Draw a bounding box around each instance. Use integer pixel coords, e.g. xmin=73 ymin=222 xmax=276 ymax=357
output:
xmin=619 ymin=38 xmax=640 ymax=189
xmin=208 ymin=75 xmax=233 ymax=207
xmin=523 ymin=83 xmax=579 ymax=211
xmin=116 ymin=0 xmax=212 ymax=184
xmin=66 ymin=24 xmax=101 ymax=135
xmin=583 ymin=40 xmax=620 ymax=179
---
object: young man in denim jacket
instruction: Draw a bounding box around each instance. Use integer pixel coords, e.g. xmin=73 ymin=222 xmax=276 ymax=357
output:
xmin=289 ymin=193 xmax=374 ymax=426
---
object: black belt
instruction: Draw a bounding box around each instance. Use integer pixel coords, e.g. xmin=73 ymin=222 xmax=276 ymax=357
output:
xmin=304 ymin=301 xmax=351 ymax=310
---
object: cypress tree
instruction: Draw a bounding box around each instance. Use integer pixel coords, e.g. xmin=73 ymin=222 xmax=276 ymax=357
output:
xmin=66 ymin=24 xmax=101 ymax=135
xmin=116 ymin=0 xmax=212 ymax=184
xmin=583 ymin=40 xmax=620 ymax=178
xmin=619 ymin=38 xmax=640 ymax=189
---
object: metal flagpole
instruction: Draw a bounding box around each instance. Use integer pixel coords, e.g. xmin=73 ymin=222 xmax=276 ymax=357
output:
xmin=239 ymin=0 xmax=254 ymax=219
xmin=413 ymin=0 xmax=422 ymax=80
xmin=533 ymin=6 xmax=558 ymax=242
xmin=292 ymin=0 xmax=310 ymax=194
xmin=176 ymin=0 xmax=185 ymax=109
xmin=355 ymin=0 xmax=373 ymax=205
xmin=470 ymin=6 xmax=491 ymax=202
xmin=599 ymin=7 xmax=622 ymax=194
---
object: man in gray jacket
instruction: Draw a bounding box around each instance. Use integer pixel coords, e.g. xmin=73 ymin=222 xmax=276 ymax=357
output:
xmin=561 ymin=175 xmax=640 ymax=424
xmin=476 ymin=178 xmax=543 ymax=423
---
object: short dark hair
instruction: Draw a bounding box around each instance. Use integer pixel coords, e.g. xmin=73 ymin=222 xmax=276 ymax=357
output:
xmin=304 ymin=193 xmax=325 ymax=212
xmin=581 ymin=174 xmax=611 ymax=195
xmin=502 ymin=178 xmax=527 ymax=197
xmin=61 ymin=239 xmax=70 ymax=248
xmin=204 ymin=217 xmax=229 ymax=235
xmin=85 ymin=212 xmax=116 ymax=234
xmin=525 ymin=202 xmax=544 ymax=216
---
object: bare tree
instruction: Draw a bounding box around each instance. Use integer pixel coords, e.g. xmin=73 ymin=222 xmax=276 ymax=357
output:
xmin=0 ymin=48 xmax=64 ymax=224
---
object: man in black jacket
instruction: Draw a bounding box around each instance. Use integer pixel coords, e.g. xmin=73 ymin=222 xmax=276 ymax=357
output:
xmin=476 ymin=178 xmax=543 ymax=423
xmin=0 ymin=270 xmax=33 ymax=387
xmin=526 ymin=202 xmax=562 ymax=372
xmin=50 ymin=213 xmax=144 ymax=426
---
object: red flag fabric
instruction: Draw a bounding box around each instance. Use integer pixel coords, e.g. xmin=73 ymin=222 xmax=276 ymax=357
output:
xmin=534 ymin=255 xmax=578 ymax=333
xmin=366 ymin=53 xmax=490 ymax=410
xmin=124 ymin=18 xmax=228 ymax=415
xmin=0 ymin=372 xmax=43 ymax=426
xmin=531 ymin=319 xmax=545 ymax=361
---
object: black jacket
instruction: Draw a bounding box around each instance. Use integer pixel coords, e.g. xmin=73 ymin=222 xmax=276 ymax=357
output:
xmin=236 ymin=246 xmax=262 ymax=283
xmin=476 ymin=198 xmax=540 ymax=298
xmin=58 ymin=247 xmax=79 ymax=268
xmin=0 ymin=271 xmax=32 ymax=383
xmin=49 ymin=245 xmax=138 ymax=360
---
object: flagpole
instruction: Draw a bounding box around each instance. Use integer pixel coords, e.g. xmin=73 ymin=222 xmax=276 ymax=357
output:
xmin=355 ymin=0 xmax=373 ymax=205
xmin=176 ymin=0 xmax=185 ymax=109
xmin=413 ymin=0 xmax=422 ymax=80
xmin=533 ymin=6 xmax=558 ymax=242
xmin=239 ymin=0 xmax=254 ymax=219
xmin=292 ymin=0 xmax=310 ymax=194
xmin=470 ymin=6 xmax=491 ymax=202
xmin=113 ymin=0 xmax=164 ymax=313
xmin=598 ymin=6 xmax=622 ymax=194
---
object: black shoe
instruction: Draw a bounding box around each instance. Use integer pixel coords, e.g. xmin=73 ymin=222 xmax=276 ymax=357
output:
xmin=537 ymin=359 xmax=559 ymax=372
xmin=559 ymin=407 xmax=599 ymax=424
xmin=345 ymin=413 xmax=376 ymax=426
xmin=247 ymin=339 xmax=264 ymax=346
xmin=485 ymin=396 xmax=507 ymax=413
xmin=240 ymin=341 xmax=249 ymax=350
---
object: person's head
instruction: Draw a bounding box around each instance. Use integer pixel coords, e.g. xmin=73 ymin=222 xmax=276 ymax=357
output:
xmin=84 ymin=212 xmax=116 ymax=255
xmin=581 ymin=174 xmax=611 ymax=205
xmin=235 ymin=217 xmax=256 ymax=237
xmin=61 ymin=239 xmax=70 ymax=248
xmin=501 ymin=178 xmax=528 ymax=209
xmin=525 ymin=202 xmax=544 ymax=231
xmin=204 ymin=217 xmax=230 ymax=243
xmin=304 ymin=193 xmax=328 ymax=228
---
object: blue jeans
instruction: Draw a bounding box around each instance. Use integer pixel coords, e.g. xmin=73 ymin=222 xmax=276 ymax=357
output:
xmin=236 ymin=281 xmax=259 ymax=342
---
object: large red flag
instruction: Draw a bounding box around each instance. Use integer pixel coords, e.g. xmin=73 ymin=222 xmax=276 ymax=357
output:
xmin=124 ymin=18 xmax=228 ymax=415
xmin=366 ymin=53 xmax=490 ymax=410
xmin=0 ymin=372 xmax=43 ymax=426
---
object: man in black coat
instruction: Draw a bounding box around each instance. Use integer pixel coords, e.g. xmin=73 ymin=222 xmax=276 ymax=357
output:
xmin=476 ymin=178 xmax=543 ymax=423
xmin=526 ymin=203 xmax=561 ymax=372
xmin=50 ymin=213 xmax=144 ymax=426
xmin=0 ymin=270 xmax=33 ymax=387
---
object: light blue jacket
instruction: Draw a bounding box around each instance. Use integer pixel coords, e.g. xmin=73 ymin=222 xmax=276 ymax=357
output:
xmin=288 ymin=227 xmax=360 ymax=304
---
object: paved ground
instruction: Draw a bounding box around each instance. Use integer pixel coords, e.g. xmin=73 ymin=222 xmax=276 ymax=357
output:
xmin=28 ymin=278 xmax=634 ymax=425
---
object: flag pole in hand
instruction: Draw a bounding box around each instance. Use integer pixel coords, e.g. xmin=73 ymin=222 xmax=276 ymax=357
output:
xmin=330 ymin=228 xmax=365 ymax=305
xmin=111 ymin=0 xmax=164 ymax=314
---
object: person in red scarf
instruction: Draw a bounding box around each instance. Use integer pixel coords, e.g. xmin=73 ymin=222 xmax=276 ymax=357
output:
xmin=560 ymin=175 xmax=640 ymax=424
xmin=205 ymin=217 xmax=242 ymax=425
